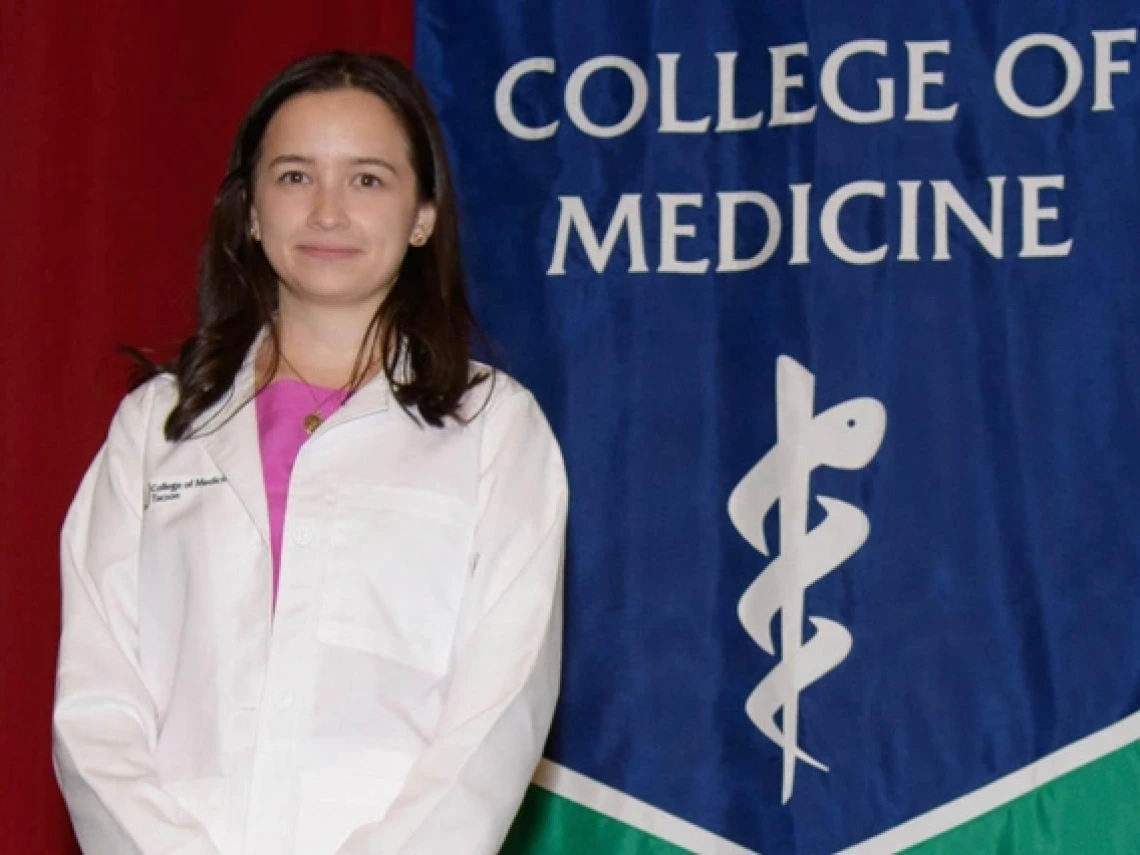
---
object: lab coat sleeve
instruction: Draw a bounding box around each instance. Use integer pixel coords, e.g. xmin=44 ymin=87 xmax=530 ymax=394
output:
xmin=337 ymin=384 xmax=569 ymax=855
xmin=53 ymin=383 xmax=223 ymax=855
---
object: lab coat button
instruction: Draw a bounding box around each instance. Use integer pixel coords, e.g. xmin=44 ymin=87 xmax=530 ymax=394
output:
xmin=272 ymin=689 xmax=294 ymax=709
xmin=292 ymin=526 xmax=312 ymax=546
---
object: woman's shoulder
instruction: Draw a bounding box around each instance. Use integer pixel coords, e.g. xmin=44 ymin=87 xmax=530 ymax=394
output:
xmin=459 ymin=363 xmax=561 ymax=448
xmin=459 ymin=363 xmax=534 ymax=422
xmin=460 ymin=363 xmax=567 ymax=493
xmin=110 ymin=373 xmax=180 ymax=438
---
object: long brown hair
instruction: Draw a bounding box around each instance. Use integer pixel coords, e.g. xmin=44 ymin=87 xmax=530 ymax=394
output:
xmin=131 ymin=51 xmax=487 ymax=439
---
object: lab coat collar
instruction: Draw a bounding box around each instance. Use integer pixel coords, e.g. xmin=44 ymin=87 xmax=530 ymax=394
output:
xmin=195 ymin=326 xmax=272 ymax=547
xmin=317 ymin=355 xmax=395 ymax=431
xmin=191 ymin=326 xmax=404 ymax=546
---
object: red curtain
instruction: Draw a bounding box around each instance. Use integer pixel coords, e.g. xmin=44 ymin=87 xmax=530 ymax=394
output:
xmin=0 ymin=3 xmax=413 ymax=849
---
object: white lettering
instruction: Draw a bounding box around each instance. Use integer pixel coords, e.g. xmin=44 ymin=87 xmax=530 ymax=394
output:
xmin=898 ymin=180 xmax=922 ymax=261
xmin=820 ymin=40 xmax=895 ymax=125
xmin=495 ymin=57 xmax=558 ymax=140
xmin=1092 ymin=29 xmax=1137 ymax=112
xmin=995 ymin=34 xmax=1083 ymax=118
xmin=716 ymin=51 xmax=765 ymax=131
xmin=717 ymin=192 xmax=782 ymax=272
xmin=565 ymin=56 xmax=650 ymax=138
xmin=1020 ymin=175 xmax=1072 ymax=258
xmin=770 ymin=43 xmax=817 ymax=127
xmin=659 ymin=54 xmax=712 ymax=133
xmin=789 ymin=184 xmax=812 ymax=266
xmin=660 ymin=194 xmax=710 ymax=274
xmin=905 ymin=41 xmax=958 ymax=122
xmin=545 ymin=176 xmax=1069 ymax=274
xmin=933 ymin=177 xmax=1006 ymax=260
xmin=548 ymin=195 xmax=649 ymax=275
xmin=821 ymin=181 xmax=889 ymax=264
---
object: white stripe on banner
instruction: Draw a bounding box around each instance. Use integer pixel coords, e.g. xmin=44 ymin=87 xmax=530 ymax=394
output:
xmin=537 ymin=713 xmax=1140 ymax=855
xmin=838 ymin=711 xmax=1140 ymax=854
xmin=533 ymin=760 xmax=760 ymax=855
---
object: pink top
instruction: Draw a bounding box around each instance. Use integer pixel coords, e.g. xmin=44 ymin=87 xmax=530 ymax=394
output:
xmin=255 ymin=379 xmax=348 ymax=609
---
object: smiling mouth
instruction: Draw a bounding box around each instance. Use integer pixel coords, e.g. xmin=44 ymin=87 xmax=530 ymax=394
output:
xmin=297 ymin=245 xmax=362 ymax=259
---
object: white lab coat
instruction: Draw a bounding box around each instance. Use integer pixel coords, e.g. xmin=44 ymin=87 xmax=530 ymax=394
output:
xmin=53 ymin=339 xmax=568 ymax=855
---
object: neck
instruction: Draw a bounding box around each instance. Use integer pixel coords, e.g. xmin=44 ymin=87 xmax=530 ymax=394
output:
xmin=262 ymin=299 xmax=384 ymax=388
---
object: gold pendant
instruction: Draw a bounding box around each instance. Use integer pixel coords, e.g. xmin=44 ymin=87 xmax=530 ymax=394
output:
xmin=303 ymin=412 xmax=323 ymax=435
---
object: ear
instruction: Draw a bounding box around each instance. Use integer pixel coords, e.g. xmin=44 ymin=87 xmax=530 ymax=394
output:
xmin=410 ymin=202 xmax=437 ymax=246
xmin=249 ymin=207 xmax=261 ymax=241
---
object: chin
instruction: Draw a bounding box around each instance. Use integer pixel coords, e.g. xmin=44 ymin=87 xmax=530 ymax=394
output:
xmin=289 ymin=280 xmax=389 ymax=308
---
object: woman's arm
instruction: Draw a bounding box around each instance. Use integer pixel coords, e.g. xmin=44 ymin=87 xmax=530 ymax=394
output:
xmin=53 ymin=383 xmax=223 ymax=855
xmin=337 ymin=384 xmax=569 ymax=855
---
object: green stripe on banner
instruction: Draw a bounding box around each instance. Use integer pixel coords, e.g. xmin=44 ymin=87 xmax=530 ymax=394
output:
xmin=902 ymin=739 xmax=1140 ymax=855
xmin=503 ymin=786 xmax=693 ymax=855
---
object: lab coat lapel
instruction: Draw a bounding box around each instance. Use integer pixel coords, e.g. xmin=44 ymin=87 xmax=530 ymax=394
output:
xmin=195 ymin=331 xmax=400 ymax=542
xmin=198 ymin=339 xmax=270 ymax=547
xmin=315 ymin=340 xmax=403 ymax=432
xmin=318 ymin=371 xmax=391 ymax=432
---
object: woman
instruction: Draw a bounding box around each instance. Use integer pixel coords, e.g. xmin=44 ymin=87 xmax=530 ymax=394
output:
xmin=53 ymin=51 xmax=567 ymax=855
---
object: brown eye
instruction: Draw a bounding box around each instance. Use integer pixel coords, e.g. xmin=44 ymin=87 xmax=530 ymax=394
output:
xmin=355 ymin=174 xmax=383 ymax=188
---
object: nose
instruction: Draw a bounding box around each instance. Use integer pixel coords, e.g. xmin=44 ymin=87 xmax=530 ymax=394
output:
xmin=307 ymin=185 xmax=349 ymax=231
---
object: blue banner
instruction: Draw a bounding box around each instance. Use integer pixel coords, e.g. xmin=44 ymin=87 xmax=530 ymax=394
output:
xmin=417 ymin=3 xmax=1140 ymax=852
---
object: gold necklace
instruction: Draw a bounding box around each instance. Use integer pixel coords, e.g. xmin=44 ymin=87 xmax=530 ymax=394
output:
xmin=275 ymin=351 xmax=348 ymax=435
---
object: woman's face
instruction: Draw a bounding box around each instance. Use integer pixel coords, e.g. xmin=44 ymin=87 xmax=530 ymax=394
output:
xmin=250 ymin=88 xmax=435 ymax=312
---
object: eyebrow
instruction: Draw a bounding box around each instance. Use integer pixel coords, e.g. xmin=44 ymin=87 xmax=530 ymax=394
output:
xmin=266 ymin=154 xmax=398 ymax=174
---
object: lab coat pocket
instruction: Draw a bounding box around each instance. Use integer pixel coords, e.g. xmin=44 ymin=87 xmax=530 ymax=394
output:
xmin=294 ymin=769 xmax=403 ymax=855
xmin=319 ymin=485 xmax=473 ymax=675
xmin=166 ymin=776 xmax=231 ymax=851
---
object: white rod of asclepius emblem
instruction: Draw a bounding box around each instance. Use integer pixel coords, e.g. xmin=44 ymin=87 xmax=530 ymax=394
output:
xmin=775 ymin=361 xmax=813 ymax=804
